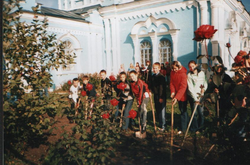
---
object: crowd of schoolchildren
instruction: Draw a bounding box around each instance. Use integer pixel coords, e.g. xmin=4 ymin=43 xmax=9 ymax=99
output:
xmin=68 ymin=53 xmax=250 ymax=139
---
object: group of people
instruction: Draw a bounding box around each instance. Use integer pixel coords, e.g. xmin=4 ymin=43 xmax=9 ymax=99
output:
xmin=119 ymin=61 xmax=171 ymax=86
xmin=68 ymin=57 xmax=249 ymax=139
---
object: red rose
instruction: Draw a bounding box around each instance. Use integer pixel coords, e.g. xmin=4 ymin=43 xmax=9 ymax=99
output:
xmin=86 ymin=83 xmax=93 ymax=91
xmin=128 ymin=109 xmax=137 ymax=119
xmin=226 ymin=43 xmax=231 ymax=48
xmin=102 ymin=113 xmax=110 ymax=119
xmin=81 ymin=91 xmax=86 ymax=96
xmin=117 ymin=82 xmax=127 ymax=91
xmin=234 ymin=50 xmax=247 ymax=65
xmin=110 ymin=98 xmax=119 ymax=106
xmin=67 ymin=80 xmax=72 ymax=85
xmin=238 ymin=50 xmax=247 ymax=56
xmin=109 ymin=75 xmax=116 ymax=81
xmin=193 ymin=25 xmax=217 ymax=41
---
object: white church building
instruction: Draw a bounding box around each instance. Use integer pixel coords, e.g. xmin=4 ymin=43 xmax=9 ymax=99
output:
xmin=19 ymin=0 xmax=250 ymax=88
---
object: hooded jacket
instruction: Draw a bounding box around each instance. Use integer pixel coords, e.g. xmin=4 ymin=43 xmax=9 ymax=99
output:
xmin=170 ymin=66 xmax=187 ymax=101
xmin=130 ymin=79 xmax=150 ymax=106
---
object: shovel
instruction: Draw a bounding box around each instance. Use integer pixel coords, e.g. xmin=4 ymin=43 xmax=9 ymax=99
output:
xmin=170 ymin=103 xmax=174 ymax=162
xmin=149 ymin=95 xmax=157 ymax=133
xmin=181 ymin=103 xmax=199 ymax=147
xmin=119 ymin=104 xmax=126 ymax=127
xmin=135 ymin=107 xmax=146 ymax=139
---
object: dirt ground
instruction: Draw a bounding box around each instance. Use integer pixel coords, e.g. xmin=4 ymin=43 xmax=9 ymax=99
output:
xmin=22 ymin=114 xmax=227 ymax=165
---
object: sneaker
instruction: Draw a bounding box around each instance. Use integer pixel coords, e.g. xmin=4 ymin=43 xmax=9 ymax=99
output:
xmin=158 ymin=128 xmax=165 ymax=132
xmin=177 ymin=131 xmax=183 ymax=135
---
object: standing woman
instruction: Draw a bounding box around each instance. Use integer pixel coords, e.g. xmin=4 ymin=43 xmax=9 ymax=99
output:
xmin=129 ymin=70 xmax=150 ymax=135
xmin=187 ymin=60 xmax=208 ymax=132
xmin=170 ymin=61 xmax=188 ymax=134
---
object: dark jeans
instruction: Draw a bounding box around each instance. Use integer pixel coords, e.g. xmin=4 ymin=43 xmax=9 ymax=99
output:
xmin=122 ymin=99 xmax=134 ymax=130
xmin=103 ymin=96 xmax=111 ymax=111
xmin=154 ymin=95 xmax=166 ymax=129
xmin=178 ymin=101 xmax=188 ymax=132
xmin=188 ymin=95 xmax=204 ymax=132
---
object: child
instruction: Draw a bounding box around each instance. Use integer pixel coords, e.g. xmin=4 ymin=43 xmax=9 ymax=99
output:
xmin=114 ymin=72 xmax=134 ymax=131
xmin=170 ymin=61 xmax=188 ymax=134
xmin=151 ymin=62 xmax=167 ymax=131
xmin=82 ymin=75 xmax=97 ymax=118
xmin=69 ymin=78 xmax=81 ymax=121
xmin=187 ymin=60 xmax=208 ymax=133
xmin=99 ymin=70 xmax=113 ymax=110
xmin=129 ymin=70 xmax=150 ymax=137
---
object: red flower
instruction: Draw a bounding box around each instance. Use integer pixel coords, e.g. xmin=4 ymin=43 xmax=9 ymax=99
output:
xmin=193 ymin=25 xmax=217 ymax=41
xmin=81 ymin=91 xmax=86 ymax=96
xmin=102 ymin=113 xmax=110 ymax=119
xmin=117 ymin=82 xmax=127 ymax=91
xmin=128 ymin=109 xmax=137 ymax=119
xmin=234 ymin=50 xmax=247 ymax=66
xmin=238 ymin=50 xmax=247 ymax=56
xmin=67 ymin=80 xmax=72 ymax=85
xmin=86 ymin=83 xmax=93 ymax=91
xmin=110 ymin=98 xmax=119 ymax=106
xmin=109 ymin=75 xmax=116 ymax=81
xmin=226 ymin=43 xmax=231 ymax=48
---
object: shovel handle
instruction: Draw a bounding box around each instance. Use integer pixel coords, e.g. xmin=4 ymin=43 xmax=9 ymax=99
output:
xmin=149 ymin=95 xmax=157 ymax=132
xmin=119 ymin=104 xmax=126 ymax=127
xmin=170 ymin=103 xmax=174 ymax=162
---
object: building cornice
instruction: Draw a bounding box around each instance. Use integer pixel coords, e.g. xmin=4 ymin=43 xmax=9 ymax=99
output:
xmin=99 ymin=0 xmax=196 ymax=20
xmin=224 ymin=0 xmax=250 ymax=26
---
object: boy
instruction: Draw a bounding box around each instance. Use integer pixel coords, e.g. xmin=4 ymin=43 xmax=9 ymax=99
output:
xmin=129 ymin=70 xmax=150 ymax=138
xmin=99 ymin=70 xmax=113 ymax=110
xmin=69 ymin=78 xmax=81 ymax=122
xmin=114 ymin=72 xmax=134 ymax=131
xmin=151 ymin=62 xmax=167 ymax=131
xmin=82 ymin=75 xmax=97 ymax=119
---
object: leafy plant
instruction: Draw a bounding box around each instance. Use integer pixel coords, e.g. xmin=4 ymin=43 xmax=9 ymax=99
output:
xmin=44 ymin=97 xmax=121 ymax=165
xmin=3 ymin=0 xmax=74 ymax=163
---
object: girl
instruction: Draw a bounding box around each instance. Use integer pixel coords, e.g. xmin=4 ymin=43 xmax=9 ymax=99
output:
xmin=170 ymin=61 xmax=188 ymax=134
xmin=187 ymin=60 xmax=208 ymax=132
xmin=129 ymin=70 xmax=150 ymax=136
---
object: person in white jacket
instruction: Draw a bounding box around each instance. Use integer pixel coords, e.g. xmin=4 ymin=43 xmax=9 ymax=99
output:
xmin=187 ymin=60 xmax=208 ymax=133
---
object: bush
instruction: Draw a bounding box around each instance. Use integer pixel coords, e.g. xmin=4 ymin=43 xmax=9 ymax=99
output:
xmin=44 ymin=96 xmax=121 ymax=164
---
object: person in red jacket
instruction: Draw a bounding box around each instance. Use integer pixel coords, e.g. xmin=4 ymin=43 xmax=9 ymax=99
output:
xmin=170 ymin=61 xmax=188 ymax=134
xmin=129 ymin=70 xmax=150 ymax=136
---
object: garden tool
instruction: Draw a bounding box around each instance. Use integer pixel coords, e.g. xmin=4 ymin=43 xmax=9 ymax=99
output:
xmin=135 ymin=107 xmax=146 ymax=139
xmin=149 ymin=95 xmax=157 ymax=133
xmin=170 ymin=102 xmax=174 ymax=162
xmin=85 ymin=97 xmax=89 ymax=120
xmin=75 ymin=98 xmax=81 ymax=117
xmin=181 ymin=85 xmax=204 ymax=147
xmin=181 ymin=103 xmax=199 ymax=147
xmin=119 ymin=104 xmax=126 ymax=127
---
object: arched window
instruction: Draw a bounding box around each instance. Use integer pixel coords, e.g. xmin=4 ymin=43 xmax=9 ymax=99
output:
xmin=159 ymin=39 xmax=172 ymax=63
xmin=62 ymin=40 xmax=75 ymax=71
xmin=140 ymin=41 xmax=152 ymax=65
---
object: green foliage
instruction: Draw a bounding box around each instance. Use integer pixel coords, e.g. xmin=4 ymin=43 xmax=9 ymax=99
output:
xmin=3 ymin=0 xmax=74 ymax=163
xmin=44 ymin=97 xmax=121 ymax=165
